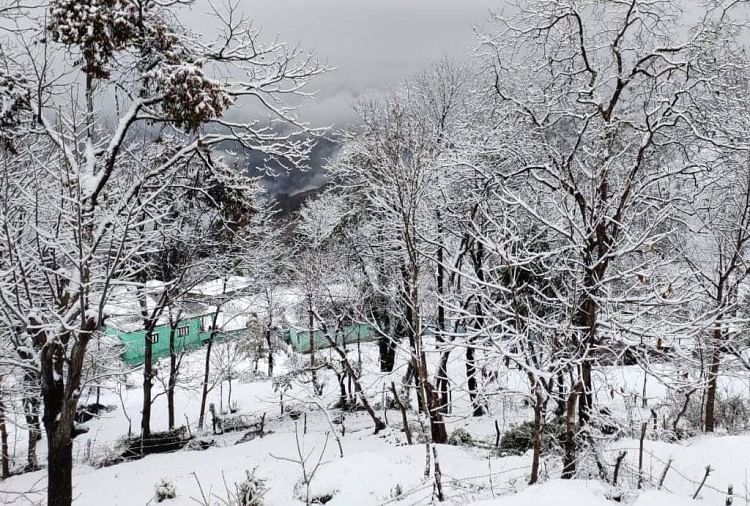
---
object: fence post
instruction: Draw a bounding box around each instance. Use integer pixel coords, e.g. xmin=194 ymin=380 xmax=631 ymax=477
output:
xmin=726 ymin=484 xmax=733 ymax=506
xmin=613 ymin=451 xmax=627 ymax=486
xmin=658 ymin=458 xmax=672 ymax=489
xmin=693 ymin=465 xmax=713 ymax=500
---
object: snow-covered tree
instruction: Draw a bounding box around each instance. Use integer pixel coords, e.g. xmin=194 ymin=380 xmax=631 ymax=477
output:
xmin=466 ymin=0 xmax=750 ymax=477
xmin=0 ymin=1 xmax=327 ymax=503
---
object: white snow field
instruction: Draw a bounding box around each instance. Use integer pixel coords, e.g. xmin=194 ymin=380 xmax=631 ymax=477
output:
xmin=1 ymin=342 xmax=749 ymax=505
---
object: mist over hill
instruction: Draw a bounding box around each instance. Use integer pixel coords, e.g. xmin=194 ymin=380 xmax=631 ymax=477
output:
xmin=243 ymin=136 xmax=338 ymax=214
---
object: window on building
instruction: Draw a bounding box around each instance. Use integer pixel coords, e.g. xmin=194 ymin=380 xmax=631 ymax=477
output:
xmin=177 ymin=326 xmax=189 ymax=337
xmin=150 ymin=333 xmax=159 ymax=344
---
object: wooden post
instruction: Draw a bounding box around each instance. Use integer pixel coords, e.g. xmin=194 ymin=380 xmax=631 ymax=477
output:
xmin=638 ymin=420 xmax=648 ymax=489
xmin=613 ymin=451 xmax=627 ymax=486
xmin=658 ymin=458 xmax=672 ymax=489
xmin=693 ymin=465 xmax=713 ymax=500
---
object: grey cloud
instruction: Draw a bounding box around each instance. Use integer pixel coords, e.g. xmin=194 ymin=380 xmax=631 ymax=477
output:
xmin=181 ymin=0 xmax=504 ymax=194
xmin=184 ymin=0 xmax=504 ymax=127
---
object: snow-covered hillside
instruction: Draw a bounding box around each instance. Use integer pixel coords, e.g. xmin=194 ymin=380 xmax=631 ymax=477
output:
xmin=3 ymin=343 xmax=749 ymax=505
xmin=3 ymin=1 xmax=750 ymax=505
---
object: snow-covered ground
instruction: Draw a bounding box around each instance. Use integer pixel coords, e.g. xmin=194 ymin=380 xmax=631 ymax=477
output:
xmin=2 ymin=342 xmax=750 ymax=505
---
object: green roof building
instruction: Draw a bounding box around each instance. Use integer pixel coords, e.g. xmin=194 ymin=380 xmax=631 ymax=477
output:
xmin=283 ymin=323 xmax=377 ymax=353
xmin=105 ymin=311 xmax=216 ymax=365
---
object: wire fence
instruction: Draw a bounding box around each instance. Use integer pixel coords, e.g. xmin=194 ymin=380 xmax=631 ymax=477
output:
xmin=4 ymin=409 xmax=748 ymax=506
xmin=376 ymin=441 xmax=747 ymax=505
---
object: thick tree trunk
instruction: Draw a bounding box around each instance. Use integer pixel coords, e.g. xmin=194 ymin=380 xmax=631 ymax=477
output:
xmin=141 ymin=330 xmax=154 ymax=438
xmin=336 ymin=370 xmax=348 ymax=408
xmin=411 ymin=333 xmax=447 ymax=443
xmin=408 ymin=298 xmax=446 ymax=441
xmin=704 ymin=345 xmax=721 ymax=433
xmin=436 ymin=350 xmax=451 ymax=414
xmin=436 ymin=217 xmax=446 ymax=337
xmin=402 ymin=303 xmax=425 ymax=413
xmin=40 ymin=330 xmax=90 ymax=506
xmin=27 ymin=423 xmax=40 ymax=471
xmin=266 ymin=328 xmax=274 ymax=377
xmin=423 ymin=381 xmax=448 ymax=444
xmin=401 ymin=228 xmax=446 ymax=444
xmin=347 ymin=370 xmax=355 ymax=406
xmin=578 ymin=360 xmax=593 ymax=426
xmin=0 ymin=392 xmax=9 ymax=478
xmin=21 ymin=368 xmax=41 ymax=471
xmin=46 ymin=432 xmax=73 ymax=506
xmin=529 ymin=388 xmax=544 ymax=485
xmin=468 ymin=240 xmax=487 ymax=418
xmin=23 ymin=396 xmax=41 ymax=470
xmin=227 ymin=377 xmax=233 ymax=409
xmin=167 ymin=325 xmax=177 ymax=430
xmin=562 ymin=382 xmax=581 ymax=479
xmin=378 ymin=336 xmax=397 ymax=372
xmin=435 ymin=224 xmax=450 ymax=413
xmin=574 ymin=287 xmax=597 ymax=427
xmin=30 ymin=326 xmax=62 ymax=502
xmin=406 ymin=360 xmax=425 ymax=413
xmin=554 ymin=371 xmax=566 ymax=416
xmin=40 ymin=404 xmax=73 ymax=504
xmin=466 ymin=344 xmax=485 ymax=416
xmin=138 ymin=284 xmax=168 ymax=439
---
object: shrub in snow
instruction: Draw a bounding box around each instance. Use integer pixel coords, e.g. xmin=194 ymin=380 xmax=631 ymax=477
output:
xmin=121 ymin=427 xmax=191 ymax=458
xmin=154 ymin=478 xmax=177 ymax=502
xmin=389 ymin=483 xmax=403 ymax=499
xmin=293 ymin=480 xmax=336 ymax=506
xmin=229 ymin=469 xmax=266 ymax=506
xmin=497 ymin=418 xmax=565 ymax=457
xmin=94 ymin=446 xmax=125 ymax=469
xmin=75 ymin=402 xmax=115 ymax=423
xmin=448 ymin=427 xmax=474 ymax=446
xmin=185 ymin=438 xmax=216 ymax=451
xmin=715 ymin=393 xmax=750 ymax=432
xmin=674 ymin=395 xmax=706 ymax=434
xmin=222 ymin=414 xmax=255 ymax=433
xmin=589 ymin=407 xmax=622 ymax=439
xmin=379 ymin=426 xmax=411 ymax=447
xmin=667 ymin=391 xmax=750 ymax=435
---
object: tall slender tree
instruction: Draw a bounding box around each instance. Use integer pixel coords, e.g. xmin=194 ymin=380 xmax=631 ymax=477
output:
xmin=0 ymin=1 xmax=326 ymax=503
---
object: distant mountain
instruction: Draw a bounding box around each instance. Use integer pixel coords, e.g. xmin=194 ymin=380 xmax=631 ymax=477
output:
xmin=246 ymin=137 xmax=340 ymax=194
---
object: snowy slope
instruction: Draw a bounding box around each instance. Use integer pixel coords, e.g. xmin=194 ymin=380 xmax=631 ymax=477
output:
xmin=2 ymin=342 xmax=749 ymax=505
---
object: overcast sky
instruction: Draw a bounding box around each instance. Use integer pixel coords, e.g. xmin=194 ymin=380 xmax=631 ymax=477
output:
xmin=179 ymin=1 xmax=734 ymax=195
xmin=186 ymin=0 xmax=503 ymax=128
